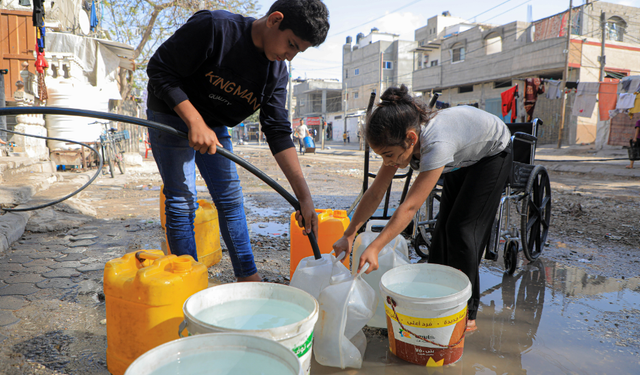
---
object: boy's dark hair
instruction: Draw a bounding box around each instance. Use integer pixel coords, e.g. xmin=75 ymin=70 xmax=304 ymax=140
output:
xmin=366 ymin=84 xmax=437 ymax=149
xmin=268 ymin=0 xmax=329 ymax=46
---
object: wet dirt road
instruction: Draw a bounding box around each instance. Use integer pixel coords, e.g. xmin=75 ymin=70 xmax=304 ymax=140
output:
xmin=1 ymin=145 xmax=639 ymax=374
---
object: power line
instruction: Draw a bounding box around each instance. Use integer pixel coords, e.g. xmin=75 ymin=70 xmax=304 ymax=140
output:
xmin=481 ymin=0 xmax=532 ymax=23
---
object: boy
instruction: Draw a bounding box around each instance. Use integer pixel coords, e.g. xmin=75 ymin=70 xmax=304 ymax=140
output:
xmin=146 ymin=0 xmax=329 ymax=282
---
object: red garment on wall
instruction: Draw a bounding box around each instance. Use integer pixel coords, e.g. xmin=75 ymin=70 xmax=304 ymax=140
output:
xmin=501 ymin=86 xmax=518 ymax=122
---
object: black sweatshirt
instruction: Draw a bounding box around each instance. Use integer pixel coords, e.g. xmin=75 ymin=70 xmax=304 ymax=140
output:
xmin=147 ymin=10 xmax=294 ymax=155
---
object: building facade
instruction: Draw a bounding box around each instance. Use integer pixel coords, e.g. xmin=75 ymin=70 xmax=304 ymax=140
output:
xmin=342 ymin=29 xmax=418 ymax=110
xmin=411 ymin=2 xmax=640 ymax=145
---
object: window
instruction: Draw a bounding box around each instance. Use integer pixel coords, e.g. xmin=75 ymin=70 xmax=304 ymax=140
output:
xmin=419 ymin=53 xmax=429 ymax=68
xmin=458 ymin=85 xmax=473 ymax=93
xmin=354 ymin=91 xmax=359 ymax=99
xmin=383 ymin=61 xmax=393 ymax=69
xmin=430 ymin=60 xmax=438 ymax=67
xmin=485 ymin=34 xmax=502 ymax=55
xmin=452 ymin=45 xmax=465 ymax=62
xmin=345 ymin=69 xmax=348 ymax=78
xmin=606 ymin=16 xmax=626 ymax=42
xmin=494 ymin=80 xmax=512 ymax=89
xmin=355 ymin=68 xmax=360 ymax=76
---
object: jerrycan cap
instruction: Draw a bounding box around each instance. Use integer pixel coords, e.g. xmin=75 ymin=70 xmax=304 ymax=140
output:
xmin=172 ymin=257 xmax=192 ymax=273
xmin=333 ymin=210 xmax=347 ymax=218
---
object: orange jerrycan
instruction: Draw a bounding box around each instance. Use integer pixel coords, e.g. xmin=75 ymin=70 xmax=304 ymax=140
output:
xmin=104 ymin=250 xmax=208 ymax=375
xmin=160 ymin=186 xmax=222 ymax=267
xmin=290 ymin=209 xmax=350 ymax=278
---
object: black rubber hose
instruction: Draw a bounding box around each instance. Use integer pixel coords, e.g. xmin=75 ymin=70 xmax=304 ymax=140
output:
xmin=0 ymin=106 xmax=322 ymax=259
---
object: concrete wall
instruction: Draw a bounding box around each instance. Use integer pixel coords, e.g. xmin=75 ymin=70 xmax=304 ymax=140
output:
xmin=343 ymin=38 xmax=417 ymax=110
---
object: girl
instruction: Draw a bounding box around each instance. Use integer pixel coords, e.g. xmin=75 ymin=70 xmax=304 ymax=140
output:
xmin=333 ymin=85 xmax=512 ymax=331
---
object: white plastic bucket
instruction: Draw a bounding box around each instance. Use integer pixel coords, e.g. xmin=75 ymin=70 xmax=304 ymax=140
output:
xmin=180 ymin=282 xmax=318 ymax=374
xmin=124 ymin=332 xmax=303 ymax=375
xmin=380 ymin=263 xmax=472 ymax=367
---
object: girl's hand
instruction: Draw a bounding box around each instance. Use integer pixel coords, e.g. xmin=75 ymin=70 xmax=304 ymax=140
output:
xmin=358 ymin=246 xmax=380 ymax=274
xmin=332 ymin=235 xmax=353 ymax=260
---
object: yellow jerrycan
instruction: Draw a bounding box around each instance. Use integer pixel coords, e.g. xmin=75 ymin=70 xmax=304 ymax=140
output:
xmin=289 ymin=209 xmax=350 ymax=278
xmin=104 ymin=250 xmax=208 ymax=375
xmin=160 ymin=186 xmax=222 ymax=267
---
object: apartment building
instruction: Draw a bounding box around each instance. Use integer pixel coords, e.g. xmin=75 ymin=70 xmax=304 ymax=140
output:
xmin=412 ymin=2 xmax=640 ymax=144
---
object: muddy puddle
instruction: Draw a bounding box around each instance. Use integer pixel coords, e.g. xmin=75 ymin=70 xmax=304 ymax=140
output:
xmin=310 ymin=258 xmax=640 ymax=374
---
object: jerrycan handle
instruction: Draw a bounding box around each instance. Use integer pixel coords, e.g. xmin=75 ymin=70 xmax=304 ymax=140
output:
xmin=365 ymin=220 xmax=389 ymax=232
xmin=357 ymin=262 xmax=370 ymax=276
xmin=135 ymin=251 xmax=162 ymax=264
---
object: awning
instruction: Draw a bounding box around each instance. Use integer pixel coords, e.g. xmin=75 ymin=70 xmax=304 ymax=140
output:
xmin=94 ymin=38 xmax=136 ymax=71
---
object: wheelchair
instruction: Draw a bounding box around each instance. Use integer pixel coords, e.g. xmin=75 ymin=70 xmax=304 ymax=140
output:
xmin=412 ymin=118 xmax=551 ymax=275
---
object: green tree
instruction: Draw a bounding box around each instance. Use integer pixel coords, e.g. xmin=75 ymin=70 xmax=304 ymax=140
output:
xmin=101 ymin=0 xmax=260 ymax=100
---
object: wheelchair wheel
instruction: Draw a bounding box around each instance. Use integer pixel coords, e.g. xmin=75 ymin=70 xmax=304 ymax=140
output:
xmin=520 ymin=165 xmax=551 ymax=261
xmin=412 ymin=193 xmax=438 ymax=259
xmin=413 ymin=229 xmax=430 ymax=259
xmin=504 ymin=241 xmax=518 ymax=275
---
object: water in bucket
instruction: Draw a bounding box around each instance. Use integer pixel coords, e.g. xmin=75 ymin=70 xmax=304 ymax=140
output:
xmin=150 ymin=350 xmax=295 ymax=375
xmin=125 ymin=333 xmax=303 ymax=375
xmin=195 ymin=298 xmax=310 ymax=330
xmin=386 ymin=282 xmax=460 ymax=299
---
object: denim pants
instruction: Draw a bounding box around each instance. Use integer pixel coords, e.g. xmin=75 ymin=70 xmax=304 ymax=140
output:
xmin=147 ymin=109 xmax=257 ymax=278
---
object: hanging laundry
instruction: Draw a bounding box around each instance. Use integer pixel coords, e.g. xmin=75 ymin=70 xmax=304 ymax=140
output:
xmin=524 ymin=78 xmax=545 ymax=121
xmin=616 ymin=93 xmax=636 ymax=110
xmin=90 ymin=1 xmax=99 ymax=31
xmin=32 ymin=0 xmax=45 ymax=28
xmin=620 ymin=76 xmax=640 ymax=93
xmin=598 ymin=82 xmax=618 ymax=121
xmin=628 ymin=93 xmax=640 ymax=119
xmin=571 ymin=82 xmax=599 ymax=118
xmin=501 ymin=86 xmax=518 ymax=122
xmin=546 ymin=80 xmax=562 ymax=99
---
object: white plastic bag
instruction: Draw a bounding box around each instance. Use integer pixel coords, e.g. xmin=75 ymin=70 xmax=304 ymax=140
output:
xmin=352 ymin=220 xmax=410 ymax=328
xmin=313 ymin=261 xmax=377 ymax=369
xmin=290 ymin=252 xmax=348 ymax=300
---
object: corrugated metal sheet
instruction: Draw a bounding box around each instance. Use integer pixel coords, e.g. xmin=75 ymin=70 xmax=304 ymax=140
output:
xmin=0 ymin=10 xmax=36 ymax=101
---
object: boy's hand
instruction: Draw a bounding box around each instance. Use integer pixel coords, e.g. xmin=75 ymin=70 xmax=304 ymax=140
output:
xmin=358 ymin=246 xmax=380 ymax=274
xmin=332 ymin=235 xmax=353 ymax=260
xmin=188 ymin=121 xmax=223 ymax=154
xmin=295 ymin=198 xmax=318 ymax=238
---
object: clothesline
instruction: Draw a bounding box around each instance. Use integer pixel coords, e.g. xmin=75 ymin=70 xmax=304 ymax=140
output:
xmin=501 ymin=78 xmax=640 ymax=121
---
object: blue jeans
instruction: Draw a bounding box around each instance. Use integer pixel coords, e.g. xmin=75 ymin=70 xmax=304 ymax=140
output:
xmin=147 ymin=110 xmax=257 ymax=278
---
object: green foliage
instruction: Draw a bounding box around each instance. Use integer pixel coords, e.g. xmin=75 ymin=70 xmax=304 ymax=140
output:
xmin=101 ymin=0 xmax=261 ymax=98
xmin=243 ymin=109 xmax=260 ymax=124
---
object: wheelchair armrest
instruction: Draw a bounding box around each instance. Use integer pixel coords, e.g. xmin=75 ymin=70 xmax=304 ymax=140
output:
xmin=512 ymin=132 xmax=537 ymax=144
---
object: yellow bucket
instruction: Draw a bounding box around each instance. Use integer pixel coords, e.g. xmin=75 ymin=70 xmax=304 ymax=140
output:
xmin=104 ymin=250 xmax=208 ymax=375
xmin=160 ymin=186 xmax=222 ymax=267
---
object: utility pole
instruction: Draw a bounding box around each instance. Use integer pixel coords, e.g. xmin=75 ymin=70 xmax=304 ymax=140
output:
xmin=557 ymin=0 xmax=573 ymax=149
xmin=343 ymin=83 xmax=347 ymax=141
xmin=599 ymin=11 xmax=606 ymax=82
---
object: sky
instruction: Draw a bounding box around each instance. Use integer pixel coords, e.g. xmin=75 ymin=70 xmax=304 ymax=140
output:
xmin=254 ymin=0 xmax=640 ymax=80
